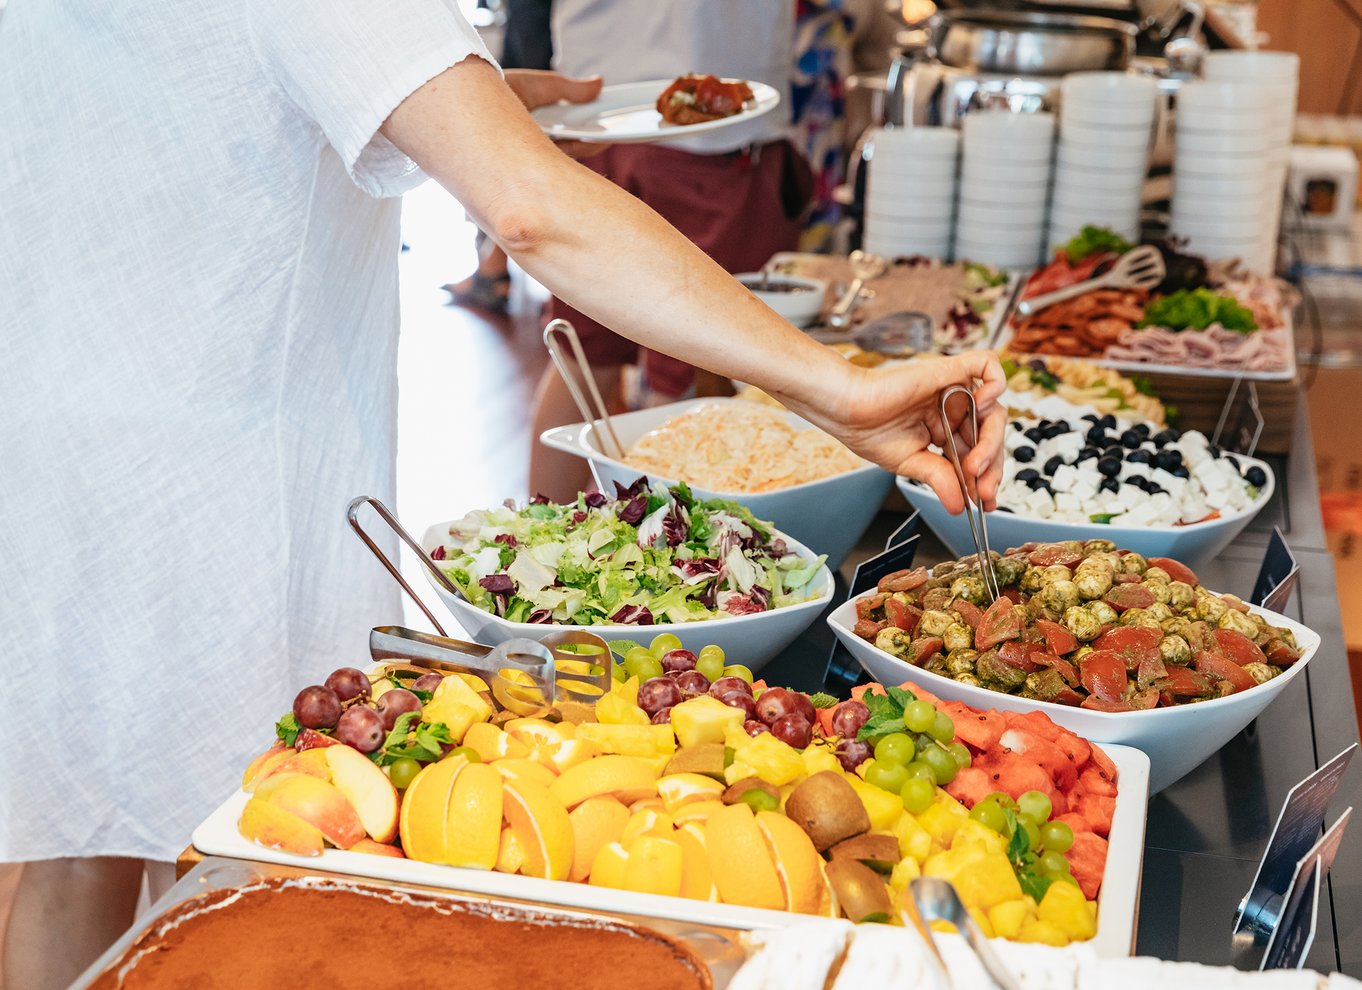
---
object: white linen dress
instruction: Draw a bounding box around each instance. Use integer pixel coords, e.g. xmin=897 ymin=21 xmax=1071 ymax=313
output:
xmin=0 ymin=1 xmax=491 ymax=861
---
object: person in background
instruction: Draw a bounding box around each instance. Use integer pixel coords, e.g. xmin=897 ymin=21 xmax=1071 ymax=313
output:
xmin=528 ymin=0 xmax=815 ymax=500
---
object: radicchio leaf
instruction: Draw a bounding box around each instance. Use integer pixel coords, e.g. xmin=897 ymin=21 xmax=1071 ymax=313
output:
xmin=479 ymin=574 xmax=515 ymax=595
xmin=750 ymin=585 xmax=772 ymax=609
xmin=613 ymin=477 xmax=649 ymax=501
xmin=493 ymin=533 xmax=517 ymax=547
xmin=583 ymin=490 xmax=608 ymax=508
xmin=526 ymin=609 xmax=554 ymax=624
xmin=572 ymin=510 xmax=587 ymax=524
xmin=529 ymin=493 xmax=551 ymax=505
xmin=430 ymin=546 xmax=446 ymax=560
xmin=610 ymin=604 xmax=654 ymax=625
xmin=662 ymin=503 xmax=689 ymax=547
xmin=717 ymin=591 xmax=767 ymax=616
xmin=675 ymin=557 xmax=721 ymax=583
xmin=618 ymin=494 xmax=648 ymax=525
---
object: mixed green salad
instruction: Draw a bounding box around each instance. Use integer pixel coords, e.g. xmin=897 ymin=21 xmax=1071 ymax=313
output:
xmin=431 ymin=479 xmax=827 ymax=626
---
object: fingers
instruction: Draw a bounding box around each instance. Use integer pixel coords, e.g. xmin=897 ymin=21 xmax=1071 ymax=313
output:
xmin=504 ymin=70 xmax=604 ymax=110
xmin=902 ymin=451 xmax=967 ymax=515
xmin=561 ymin=74 xmax=604 ymax=103
xmin=966 ymin=404 xmax=1007 ymax=510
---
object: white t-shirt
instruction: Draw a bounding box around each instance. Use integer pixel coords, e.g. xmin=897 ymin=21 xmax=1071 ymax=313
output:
xmin=551 ymin=0 xmax=793 ymax=155
xmin=0 ymin=1 xmax=491 ymax=861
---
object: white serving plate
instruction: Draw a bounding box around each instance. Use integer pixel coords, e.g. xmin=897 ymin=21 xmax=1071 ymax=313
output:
xmin=537 ymin=397 xmax=891 ymax=571
xmin=828 ymin=595 xmax=1318 ymax=794
xmin=191 ymin=747 xmax=1147 ymax=957
xmin=532 ymin=79 xmax=779 ymax=144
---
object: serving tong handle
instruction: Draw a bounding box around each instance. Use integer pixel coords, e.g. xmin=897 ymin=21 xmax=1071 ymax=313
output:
xmin=938 ymin=386 xmax=1000 ymax=604
xmin=908 ymin=878 xmax=1022 ymax=990
xmin=826 ymin=249 xmax=888 ymax=329
xmin=544 ymin=319 xmax=626 ymax=461
xmin=347 ymin=495 xmax=463 ymax=637
xmin=1014 ymin=244 xmax=1166 ymax=317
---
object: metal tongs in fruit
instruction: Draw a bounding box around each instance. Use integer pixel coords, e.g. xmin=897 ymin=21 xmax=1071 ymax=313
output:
xmin=1015 ymin=244 xmax=1165 ymax=317
xmin=905 ymin=877 xmax=1023 ymax=990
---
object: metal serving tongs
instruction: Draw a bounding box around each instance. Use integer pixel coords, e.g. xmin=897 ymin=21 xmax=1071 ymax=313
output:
xmin=905 ymin=878 xmax=1023 ymax=990
xmin=347 ymin=496 xmax=613 ymax=718
xmin=544 ymin=318 xmax=625 ymax=461
xmin=826 ymin=249 xmax=888 ymax=330
xmin=938 ymin=386 xmax=1000 ymax=603
xmin=1014 ymin=244 xmax=1166 ymax=317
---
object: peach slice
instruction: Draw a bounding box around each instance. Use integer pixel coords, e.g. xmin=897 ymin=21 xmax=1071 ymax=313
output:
xmin=657 ymin=773 xmax=725 ymax=814
xmin=350 ymin=837 xmax=405 ymax=859
xmin=549 ymin=755 xmax=659 ymax=810
xmin=546 ymin=738 xmax=602 ymax=774
xmin=621 ymin=808 xmax=675 ymax=845
xmin=673 ymin=800 xmax=727 ymax=827
xmin=502 ymin=777 xmax=574 ymax=881
xmin=399 ymin=756 xmax=468 ymax=863
xmin=490 ymin=757 xmax=559 ymax=790
xmin=756 ymin=810 xmax=824 ymax=915
xmin=239 ymin=796 xmax=325 ymax=857
xmin=703 ymin=803 xmax=784 ymax=911
xmin=674 ymin=824 xmax=718 ymax=902
xmin=323 ymin=744 xmax=399 ymax=844
xmin=463 ymin=722 xmax=530 ymax=762
xmin=253 ymin=772 xmax=365 ymax=850
xmin=568 ymin=796 xmax=630 ymax=883
xmin=444 ymin=762 xmax=503 ymax=869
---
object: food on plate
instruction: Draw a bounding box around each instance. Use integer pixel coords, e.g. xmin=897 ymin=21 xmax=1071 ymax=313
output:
xmin=1009 ymin=231 xmax=1294 ymax=372
xmin=656 ymin=74 xmax=754 ymax=126
xmin=86 ymin=878 xmax=712 ymax=990
xmin=234 ymin=636 xmax=1113 ymax=943
xmin=999 ymin=353 xmax=1166 ymax=425
xmin=770 ymin=254 xmax=1011 ymax=349
xmin=851 ymin=545 xmax=1303 ymax=710
xmin=430 ymin=480 xmax=827 ymax=625
xmin=623 ymin=401 xmax=862 ymax=493
xmin=997 ymin=413 xmax=1268 ymax=526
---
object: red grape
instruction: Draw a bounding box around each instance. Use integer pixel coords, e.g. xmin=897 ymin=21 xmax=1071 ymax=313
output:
xmin=718 ymin=691 xmax=758 ymax=720
xmin=293 ymin=685 xmax=341 ymax=729
xmin=661 ymin=649 xmax=698 ymax=674
xmin=410 ymin=673 xmax=445 ymax=695
xmin=324 ymin=667 xmax=370 ymax=703
xmin=709 ymin=676 xmax=752 ymax=699
xmin=791 ymin=691 xmax=817 ymax=725
xmin=754 ymin=687 xmax=799 ymax=726
xmin=637 ymin=677 xmax=683 ymax=715
xmin=830 ymin=700 xmax=870 ymax=740
xmin=650 ymin=707 xmax=673 ymax=724
xmin=770 ymin=714 xmax=813 ymax=749
xmin=835 ymin=738 xmax=872 ymax=772
xmin=375 ymin=689 xmax=422 ymax=731
xmin=673 ymin=670 xmax=711 ymax=696
xmin=743 ymin=720 xmax=770 ymax=737
xmin=336 ymin=705 xmax=385 ymax=753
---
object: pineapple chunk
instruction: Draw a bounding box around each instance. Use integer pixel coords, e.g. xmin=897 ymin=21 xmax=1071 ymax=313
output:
xmin=724 ymin=733 xmax=805 ymax=787
xmin=988 ymin=899 xmax=1030 ymax=940
xmin=1017 ymin=918 xmax=1069 ymax=947
xmin=952 ymin=852 xmax=1023 ymax=911
xmin=950 ymin=818 xmax=1008 ymax=856
xmin=1038 ymin=880 xmax=1097 ymax=941
xmin=892 ymin=812 xmax=933 ymax=864
xmin=889 ymin=856 xmax=921 ymax=892
xmin=801 ymin=745 xmax=842 ymax=777
xmin=670 ymin=696 xmax=745 ymax=748
xmin=845 ymin=775 xmax=905 ymax=831
xmin=596 ymin=692 xmax=650 ymax=726
xmin=968 ymin=906 xmax=995 ymax=939
xmin=923 ymin=844 xmax=988 ymax=882
xmin=575 ymin=723 xmax=676 ymax=759
xmin=917 ymin=802 xmax=968 ymax=846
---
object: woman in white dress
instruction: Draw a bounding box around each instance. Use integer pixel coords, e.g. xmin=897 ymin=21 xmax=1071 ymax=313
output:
xmin=0 ymin=2 xmax=1004 ymax=985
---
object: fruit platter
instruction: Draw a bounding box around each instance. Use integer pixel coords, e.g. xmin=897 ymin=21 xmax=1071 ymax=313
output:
xmin=826 ymin=543 xmax=1320 ymax=792
xmin=193 ymin=637 xmax=1148 ymax=957
xmin=998 ymin=230 xmax=1298 ymax=381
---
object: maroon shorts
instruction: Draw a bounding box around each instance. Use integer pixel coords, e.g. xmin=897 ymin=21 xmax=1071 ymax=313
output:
xmin=550 ymin=139 xmax=813 ymax=397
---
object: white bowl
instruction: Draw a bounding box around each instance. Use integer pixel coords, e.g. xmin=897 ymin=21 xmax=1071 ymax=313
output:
xmin=1056 ymin=142 xmax=1149 ymax=171
xmin=963 ymin=109 xmax=1056 ymax=143
xmin=1169 ymin=192 xmax=1273 ymax=220
xmin=868 ymin=237 xmax=953 ymax=260
xmin=1176 ymin=129 xmax=1272 ymax=156
xmin=1174 ymin=170 xmax=1270 ymax=199
xmin=1173 ymin=152 xmax=1269 ymax=178
xmin=1051 ymin=183 xmax=1142 ymax=214
xmin=1061 ymin=101 xmax=1156 ymax=130
xmin=424 ymin=514 xmax=835 ymax=675
xmin=953 ymin=244 xmax=1044 ymax=270
xmin=1203 ymin=50 xmax=1300 ymax=81
xmin=1048 ymin=208 xmax=1141 ymax=235
xmin=871 ymin=125 xmax=961 ymax=158
xmin=1176 ymin=108 xmax=1282 ymax=136
xmin=737 ymin=273 xmax=827 ymax=329
xmin=1062 ymin=71 xmax=1159 ymax=106
xmin=1172 ymin=216 xmax=1270 ymax=241
xmin=866 ymin=217 xmax=955 ymax=243
xmin=865 ymin=192 xmax=956 ymax=221
xmin=954 ymin=220 xmax=1046 ymax=246
xmin=1052 ymin=163 xmax=1148 ymax=189
xmin=869 ymin=157 xmax=958 ymax=181
xmin=959 ymin=159 xmax=1053 ymax=185
xmin=538 ymin=397 xmax=893 ymax=570
xmin=827 ymin=589 xmax=1318 ymax=794
xmin=1060 ymin=123 xmax=1152 ymax=152
xmin=956 ymin=199 xmax=1047 ymax=226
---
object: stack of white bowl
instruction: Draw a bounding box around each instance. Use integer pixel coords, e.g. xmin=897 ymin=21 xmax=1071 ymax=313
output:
xmin=1050 ymin=72 xmax=1157 ymax=251
xmin=957 ymin=111 xmax=1054 ymax=268
xmin=863 ymin=127 xmax=959 ymax=259
xmin=1199 ymin=50 xmax=1300 ymax=271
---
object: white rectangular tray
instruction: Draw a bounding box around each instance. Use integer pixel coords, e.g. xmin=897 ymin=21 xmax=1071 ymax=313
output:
xmin=192 ymin=745 xmax=1148 ymax=956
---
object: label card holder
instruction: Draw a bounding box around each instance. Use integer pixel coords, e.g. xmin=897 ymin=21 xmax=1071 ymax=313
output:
xmin=1262 ymin=809 xmax=1352 ymax=970
xmin=1252 ymin=526 xmax=1300 ymax=614
xmin=826 ymin=511 xmax=921 ymax=689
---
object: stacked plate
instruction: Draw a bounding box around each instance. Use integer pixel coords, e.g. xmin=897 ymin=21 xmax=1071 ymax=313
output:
xmin=863 ymin=127 xmax=959 ymax=259
xmin=957 ymin=111 xmax=1054 ymax=269
xmin=1172 ymin=61 xmax=1297 ymax=275
xmin=1050 ymin=73 xmax=1156 ymax=250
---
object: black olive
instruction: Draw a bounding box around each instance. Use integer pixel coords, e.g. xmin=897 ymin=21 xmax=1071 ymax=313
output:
xmin=1172 ymin=465 xmax=1190 ymax=479
xmin=1126 ymin=475 xmax=1149 ymax=491
xmin=1026 ymin=476 xmax=1050 ymax=491
xmin=1099 ymin=477 xmax=1120 ymax=494
xmin=1012 ymin=421 xmax=1025 ymax=432
xmin=1153 ymin=450 xmax=1179 ymax=472
xmin=1245 ymin=466 xmax=1268 ymax=487
xmin=1086 ymin=425 xmax=1109 ymax=445
xmin=1133 ymin=423 xmax=1151 ymax=437
xmin=1043 ymin=424 xmax=1067 ymax=440
xmin=1127 ymin=449 xmax=1153 ymax=464
xmin=1153 ymin=429 xmax=1178 ymax=447
xmin=1015 ymin=468 xmax=1040 ymax=483
xmin=1043 ymin=456 xmax=1064 ymax=476
xmin=1077 ymin=446 xmax=1100 ymax=462
xmin=1014 ymin=445 xmax=1036 ymax=463
xmin=1052 ymin=420 xmax=1070 ymax=434
xmin=1103 ymin=445 xmax=1125 ymax=461
xmin=1208 ymin=443 xmax=1222 ymax=459
xmin=1024 ymin=427 xmax=1045 ymax=444
xmin=1226 ymin=455 xmax=1241 ymax=471
xmin=1147 ymin=483 xmax=1165 ymax=495
xmin=995 ymin=506 xmax=1014 ymax=513
xmin=1100 ymin=414 xmax=1117 ymax=429
xmin=1082 ymin=414 xmax=1100 ymax=424
xmin=1120 ymin=430 xmax=1142 ymax=449
xmin=1097 ymin=457 xmax=1121 ymax=478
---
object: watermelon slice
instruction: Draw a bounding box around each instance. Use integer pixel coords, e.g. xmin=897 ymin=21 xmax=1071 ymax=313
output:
xmin=1067 ymin=831 xmax=1109 ymax=900
xmin=944 ymin=766 xmax=995 ymax=808
xmin=999 ymin=727 xmax=1078 ymax=791
xmin=938 ymin=701 xmax=1006 ymax=751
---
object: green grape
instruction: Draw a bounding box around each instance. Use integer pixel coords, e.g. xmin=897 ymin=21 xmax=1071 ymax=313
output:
xmin=1040 ymin=821 xmax=1074 ymax=853
xmin=947 ymin=742 xmax=972 ymax=769
xmin=623 ymin=647 xmax=656 ymax=677
xmin=696 ymin=654 xmax=725 ymax=683
xmin=864 ymin=759 xmax=911 ymax=794
xmin=905 ymin=760 xmax=937 ymax=783
xmin=650 ymin=633 xmax=683 ymax=657
xmin=611 ymin=662 xmax=627 ymax=684
xmin=903 ymin=700 xmax=936 ymax=733
xmin=636 ymin=658 xmax=665 ymax=682
xmin=448 ymin=746 xmax=482 ymax=763
xmin=874 ymin=732 xmax=916 ymax=767
xmin=1039 ymin=851 xmax=1070 ymax=875
xmin=1022 ymin=819 xmax=1041 ymax=851
xmin=698 ymin=644 xmax=726 ymax=666
xmin=921 ymin=745 xmax=958 ymax=785
xmin=1017 ymin=790 xmax=1053 ymax=825
xmin=722 ymin=663 xmax=754 ymax=684
xmin=987 ymin=791 xmax=1018 ymax=812
xmin=1056 ymin=873 xmax=1081 ymax=888
xmin=928 ymin=711 xmax=955 ymax=743
xmin=901 ymin=777 xmax=936 ymax=815
xmin=739 ymin=788 xmax=779 ymax=813
xmin=970 ymin=799 xmax=1009 ymax=835
xmin=387 ymin=758 xmax=422 ymax=790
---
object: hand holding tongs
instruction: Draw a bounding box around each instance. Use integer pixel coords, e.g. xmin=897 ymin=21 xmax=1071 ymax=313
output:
xmin=544 ymin=319 xmax=625 ymax=461
xmin=938 ymin=386 xmax=1000 ymax=603
xmin=905 ymin=878 xmax=1022 ymax=990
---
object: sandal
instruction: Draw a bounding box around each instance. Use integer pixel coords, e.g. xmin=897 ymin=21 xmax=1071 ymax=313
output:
xmin=444 ymin=271 xmax=511 ymax=315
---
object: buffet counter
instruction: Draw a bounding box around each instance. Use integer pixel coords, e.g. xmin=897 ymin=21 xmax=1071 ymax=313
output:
xmin=763 ymin=393 xmax=1362 ymax=973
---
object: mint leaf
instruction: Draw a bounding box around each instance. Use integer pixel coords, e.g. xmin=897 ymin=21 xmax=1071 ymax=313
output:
xmin=885 ymin=685 xmax=918 ymax=710
xmin=808 ymin=692 xmax=839 ymax=710
xmin=370 ymin=712 xmax=454 ymax=766
xmin=275 ymin=712 xmax=301 ymax=748
xmin=858 ymin=688 xmax=912 ymax=740
xmin=859 ymin=716 xmax=906 ymax=740
xmin=1018 ymin=870 xmax=1053 ymax=904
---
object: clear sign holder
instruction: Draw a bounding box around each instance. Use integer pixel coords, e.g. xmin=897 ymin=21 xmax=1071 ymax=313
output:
xmin=1251 ymin=526 xmax=1301 ymax=614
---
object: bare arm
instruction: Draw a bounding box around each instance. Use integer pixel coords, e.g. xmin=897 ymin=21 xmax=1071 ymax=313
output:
xmin=382 ymin=57 xmax=1004 ymax=511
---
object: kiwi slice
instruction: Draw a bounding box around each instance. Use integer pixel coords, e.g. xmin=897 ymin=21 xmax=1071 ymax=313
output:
xmin=825 ymin=859 xmax=894 ymax=923
xmin=828 ymin=833 xmax=901 ymax=873
xmin=662 ymin=743 xmax=727 ymax=780
xmin=721 ymin=777 xmax=780 ymax=805
xmin=783 ymin=771 xmax=871 ymax=852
